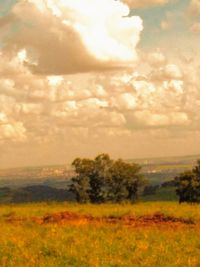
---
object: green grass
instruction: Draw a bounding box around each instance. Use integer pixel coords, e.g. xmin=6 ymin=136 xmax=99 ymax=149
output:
xmin=0 ymin=202 xmax=200 ymax=267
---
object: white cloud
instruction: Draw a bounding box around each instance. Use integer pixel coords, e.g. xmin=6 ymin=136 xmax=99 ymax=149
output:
xmin=134 ymin=110 xmax=189 ymax=127
xmin=111 ymin=93 xmax=137 ymax=110
xmin=0 ymin=122 xmax=26 ymax=142
xmin=164 ymin=64 xmax=183 ymax=79
xmin=122 ymin=0 xmax=172 ymax=8
xmin=0 ymin=0 xmax=200 ymax=167
xmin=0 ymin=51 xmax=199 ymax=148
xmin=0 ymin=0 xmax=143 ymax=75
xmin=147 ymin=50 xmax=167 ymax=67
xmin=150 ymin=64 xmax=182 ymax=81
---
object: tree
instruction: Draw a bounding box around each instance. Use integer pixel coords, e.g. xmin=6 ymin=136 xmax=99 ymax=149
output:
xmin=108 ymin=159 xmax=143 ymax=203
xmin=69 ymin=158 xmax=93 ymax=203
xmin=70 ymin=154 xmax=144 ymax=203
xmin=175 ymin=160 xmax=200 ymax=203
xmin=89 ymin=154 xmax=113 ymax=203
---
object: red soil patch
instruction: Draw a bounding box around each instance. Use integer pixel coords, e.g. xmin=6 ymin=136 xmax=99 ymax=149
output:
xmin=36 ymin=211 xmax=195 ymax=228
xmin=4 ymin=211 xmax=196 ymax=228
xmin=36 ymin=211 xmax=95 ymax=225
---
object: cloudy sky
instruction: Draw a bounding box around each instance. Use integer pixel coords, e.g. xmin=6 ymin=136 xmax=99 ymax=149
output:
xmin=0 ymin=0 xmax=200 ymax=168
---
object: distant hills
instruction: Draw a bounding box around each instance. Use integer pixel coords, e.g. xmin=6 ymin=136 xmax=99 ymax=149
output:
xmin=0 ymin=154 xmax=199 ymax=189
xmin=0 ymin=154 xmax=199 ymax=203
xmin=128 ymin=154 xmax=199 ymax=185
xmin=128 ymin=154 xmax=200 ymax=165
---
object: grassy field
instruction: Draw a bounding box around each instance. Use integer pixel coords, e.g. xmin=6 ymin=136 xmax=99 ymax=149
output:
xmin=0 ymin=202 xmax=200 ymax=267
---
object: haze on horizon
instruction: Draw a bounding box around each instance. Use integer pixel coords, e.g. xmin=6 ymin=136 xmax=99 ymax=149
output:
xmin=0 ymin=0 xmax=200 ymax=169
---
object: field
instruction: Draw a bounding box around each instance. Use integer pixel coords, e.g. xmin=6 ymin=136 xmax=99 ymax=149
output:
xmin=0 ymin=202 xmax=200 ymax=267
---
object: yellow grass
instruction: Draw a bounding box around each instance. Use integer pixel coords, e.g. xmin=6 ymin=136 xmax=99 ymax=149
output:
xmin=0 ymin=202 xmax=200 ymax=267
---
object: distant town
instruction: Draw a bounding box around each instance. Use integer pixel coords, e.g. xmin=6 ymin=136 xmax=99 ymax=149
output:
xmin=0 ymin=154 xmax=199 ymax=189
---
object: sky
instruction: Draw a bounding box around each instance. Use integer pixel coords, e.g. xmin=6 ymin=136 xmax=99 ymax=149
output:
xmin=0 ymin=0 xmax=200 ymax=168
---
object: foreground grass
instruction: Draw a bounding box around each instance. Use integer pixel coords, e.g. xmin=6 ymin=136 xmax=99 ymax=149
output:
xmin=0 ymin=202 xmax=200 ymax=267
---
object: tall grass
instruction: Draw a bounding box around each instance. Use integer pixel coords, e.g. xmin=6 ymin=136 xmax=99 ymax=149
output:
xmin=0 ymin=202 xmax=199 ymax=267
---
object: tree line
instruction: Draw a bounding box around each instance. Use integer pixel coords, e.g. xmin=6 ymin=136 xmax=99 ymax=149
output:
xmin=70 ymin=154 xmax=200 ymax=204
xmin=0 ymin=185 xmax=74 ymax=203
xmin=0 ymin=153 xmax=199 ymax=204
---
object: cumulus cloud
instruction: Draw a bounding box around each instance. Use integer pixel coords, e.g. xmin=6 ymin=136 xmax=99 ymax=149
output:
xmin=0 ymin=49 xmax=200 ymax=166
xmin=0 ymin=48 xmax=199 ymax=141
xmin=150 ymin=64 xmax=183 ymax=81
xmin=0 ymin=0 xmax=143 ymax=75
xmin=0 ymin=109 xmax=26 ymax=143
xmin=0 ymin=1 xmax=200 ymax=167
xmin=134 ymin=111 xmax=189 ymax=127
xmin=122 ymin=0 xmax=172 ymax=9
xmin=147 ymin=50 xmax=167 ymax=67
xmin=0 ymin=122 xmax=26 ymax=142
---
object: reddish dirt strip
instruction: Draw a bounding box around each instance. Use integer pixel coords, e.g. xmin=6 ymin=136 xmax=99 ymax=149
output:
xmin=36 ymin=211 xmax=196 ymax=228
xmin=5 ymin=211 xmax=198 ymax=228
